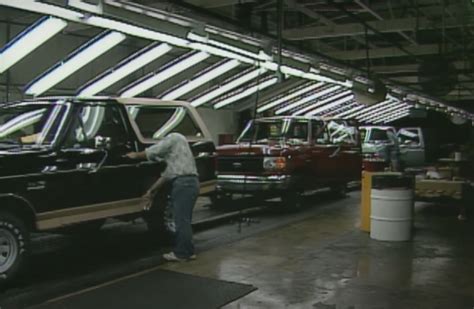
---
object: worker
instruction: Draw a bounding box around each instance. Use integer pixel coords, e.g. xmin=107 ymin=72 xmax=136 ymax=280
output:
xmin=125 ymin=132 xmax=199 ymax=262
xmin=386 ymin=130 xmax=401 ymax=172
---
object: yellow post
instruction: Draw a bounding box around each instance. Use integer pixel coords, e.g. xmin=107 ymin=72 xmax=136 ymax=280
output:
xmin=360 ymin=171 xmax=373 ymax=232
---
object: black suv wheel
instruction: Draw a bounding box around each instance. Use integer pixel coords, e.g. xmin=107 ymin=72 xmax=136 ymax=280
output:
xmin=0 ymin=212 xmax=30 ymax=286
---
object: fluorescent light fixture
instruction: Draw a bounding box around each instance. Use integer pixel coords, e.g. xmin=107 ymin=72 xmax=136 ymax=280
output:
xmin=161 ymin=59 xmax=240 ymax=100
xmin=359 ymin=102 xmax=408 ymax=121
xmin=0 ymin=17 xmax=67 ymax=73
xmin=377 ymin=111 xmax=411 ymax=124
xmin=361 ymin=104 xmax=409 ymax=122
xmin=293 ymin=90 xmax=352 ymax=116
xmin=275 ymin=85 xmax=341 ymax=115
xmin=369 ymin=107 xmax=411 ymax=123
xmin=191 ymin=68 xmax=267 ymax=107
xmin=333 ymin=105 xmax=365 ymax=118
xmin=359 ymin=105 xmax=406 ymax=123
xmin=78 ymin=43 xmax=172 ymax=97
xmin=0 ymin=0 xmax=404 ymax=86
xmin=257 ymin=82 xmax=324 ymax=113
xmin=214 ymin=77 xmax=279 ymax=109
xmin=373 ymin=109 xmax=411 ymax=124
xmin=120 ymin=51 xmax=210 ymax=98
xmin=345 ymin=99 xmax=396 ymax=119
xmin=89 ymin=15 xmax=188 ymax=47
xmin=381 ymin=112 xmax=411 ymax=124
xmin=0 ymin=1 xmax=189 ymax=47
xmin=305 ymin=93 xmax=354 ymax=116
xmin=26 ymin=31 xmax=126 ymax=96
xmin=187 ymin=32 xmax=272 ymax=61
xmin=322 ymin=103 xmax=359 ymax=117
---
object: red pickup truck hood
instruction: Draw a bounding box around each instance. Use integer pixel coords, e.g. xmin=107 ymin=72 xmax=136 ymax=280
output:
xmin=217 ymin=143 xmax=289 ymax=156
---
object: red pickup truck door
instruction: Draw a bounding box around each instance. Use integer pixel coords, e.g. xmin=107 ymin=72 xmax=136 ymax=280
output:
xmin=309 ymin=120 xmax=341 ymax=182
xmin=327 ymin=120 xmax=361 ymax=181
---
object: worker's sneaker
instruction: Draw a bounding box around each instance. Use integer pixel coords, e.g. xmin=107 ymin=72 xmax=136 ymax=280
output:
xmin=162 ymin=252 xmax=197 ymax=262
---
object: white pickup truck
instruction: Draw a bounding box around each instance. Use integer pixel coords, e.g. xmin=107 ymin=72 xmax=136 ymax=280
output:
xmin=360 ymin=126 xmax=426 ymax=168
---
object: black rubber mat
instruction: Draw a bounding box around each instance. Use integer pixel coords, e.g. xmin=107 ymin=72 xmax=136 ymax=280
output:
xmin=36 ymin=269 xmax=256 ymax=309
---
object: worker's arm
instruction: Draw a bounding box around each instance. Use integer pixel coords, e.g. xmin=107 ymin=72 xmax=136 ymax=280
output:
xmin=143 ymin=177 xmax=168 ymax=210
xmin=147 ymin=177 xmax=167 ymax=195
xmin=125 ymin=136 xmax=173 ymax=161
xmin=124 ymin=150 xmax=147 ymax=160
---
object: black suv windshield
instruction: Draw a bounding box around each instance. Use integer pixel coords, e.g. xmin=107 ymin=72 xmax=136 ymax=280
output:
xmin=0 ymin=102 xmax=66 ymax=148
xmin=238 ymin=119 xmax=308 ymax=144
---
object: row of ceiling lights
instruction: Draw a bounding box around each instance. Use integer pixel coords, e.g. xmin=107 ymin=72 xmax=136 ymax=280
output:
xmin=0 ymin=0 xmax=472 ymax=124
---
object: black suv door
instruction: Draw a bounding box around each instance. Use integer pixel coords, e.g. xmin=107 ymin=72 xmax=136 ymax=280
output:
xmin=63 ymin=103 xmax=152 ymax=205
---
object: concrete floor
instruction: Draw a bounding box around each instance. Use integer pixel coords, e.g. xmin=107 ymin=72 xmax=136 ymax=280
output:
xmin=161 ymin=192 xmax=474 ymax=309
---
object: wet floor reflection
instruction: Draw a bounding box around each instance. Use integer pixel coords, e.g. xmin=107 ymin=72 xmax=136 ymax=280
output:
xmin=163 ymin=192 xmax=474 ymax=309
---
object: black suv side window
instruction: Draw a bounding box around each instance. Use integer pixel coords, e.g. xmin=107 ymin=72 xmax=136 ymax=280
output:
xmin=66 ymin=104 xmax=129 ymax=148
xmin=128 ymin=106 xmax=203 ymax=140
xmin=312 ymin=120 xmax=328 ymax=144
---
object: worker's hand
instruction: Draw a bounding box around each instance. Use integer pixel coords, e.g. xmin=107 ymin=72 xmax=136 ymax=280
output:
xmin=143 ymin=191 xmax=153 ymax=211
xmin=124 ymin=152 xmax=140 ymax=160
xmin=21 ymin=133 xmax=40 ymax=144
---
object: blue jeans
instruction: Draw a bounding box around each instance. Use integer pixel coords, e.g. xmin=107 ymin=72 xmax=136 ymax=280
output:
xmin=170 ymin=176 xmax=199 ymax=258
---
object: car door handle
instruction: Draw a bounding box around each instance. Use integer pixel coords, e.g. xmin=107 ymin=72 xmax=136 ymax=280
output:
xmin=196 ymin=152 xmax=215 ymax=158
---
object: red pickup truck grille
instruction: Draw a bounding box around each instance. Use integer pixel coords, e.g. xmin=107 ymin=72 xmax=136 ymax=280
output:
xmin=217 ymin=157 xmax=263 ymax=173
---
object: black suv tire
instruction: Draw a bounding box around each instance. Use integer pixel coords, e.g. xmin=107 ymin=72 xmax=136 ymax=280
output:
xmin=0 ymin=211 xmax=30 ymax=286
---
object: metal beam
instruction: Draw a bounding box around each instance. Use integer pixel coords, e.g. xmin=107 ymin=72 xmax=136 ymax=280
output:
xmin=330 ymin=44 xmax=440 ymax=60
xmin=354 ymin=0 xmax=417 ymax=45
xmin=283 ymin=17 xmax=473 ymax=40
xmin=184 ymin=0 xmax=256 ymax=8
xmin=283 ymin=0 xmax=376 ymax=49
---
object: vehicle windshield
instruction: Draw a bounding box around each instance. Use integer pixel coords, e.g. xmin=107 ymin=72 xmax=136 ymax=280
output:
xmin=0 ymin=102 xmax=66 ymax=149
xmin=368 ymin=128 xmax=390 ymax=142
xmin=238 ymin=119 xmax=308 ymax=144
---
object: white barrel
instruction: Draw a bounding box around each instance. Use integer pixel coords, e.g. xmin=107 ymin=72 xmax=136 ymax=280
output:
xmin=370 ymin=188 xmax=414 ymax=241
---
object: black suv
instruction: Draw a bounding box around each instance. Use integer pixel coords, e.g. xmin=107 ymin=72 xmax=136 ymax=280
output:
xmin=0 ymin=97 xmax=216 ymax=284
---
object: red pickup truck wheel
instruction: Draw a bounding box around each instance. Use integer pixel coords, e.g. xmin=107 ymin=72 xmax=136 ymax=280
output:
xmin=281 ymin=191 xmax=303 ymax=212
xmin=209 ymin=193 xmax=232 ymax=210
xmin=0 ymin=211 xmax=30 ymax=286
xmin=330 ymin=184 xmax=347 ymax=197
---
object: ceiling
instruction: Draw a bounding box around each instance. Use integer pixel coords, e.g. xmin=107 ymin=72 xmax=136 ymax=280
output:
xmin=0 ymin=0 xmax=473 ymax=124
xmin=138 ymin=0 xmax=474 ymax=107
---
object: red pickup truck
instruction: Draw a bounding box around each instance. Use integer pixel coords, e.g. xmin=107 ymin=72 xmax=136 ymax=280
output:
xmin=215 ymin=116 xmax=361 ymax=209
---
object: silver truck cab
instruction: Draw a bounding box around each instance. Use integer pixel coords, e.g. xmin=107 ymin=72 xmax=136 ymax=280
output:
xmin=361 ymin=126 xmax=425 ymax=168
